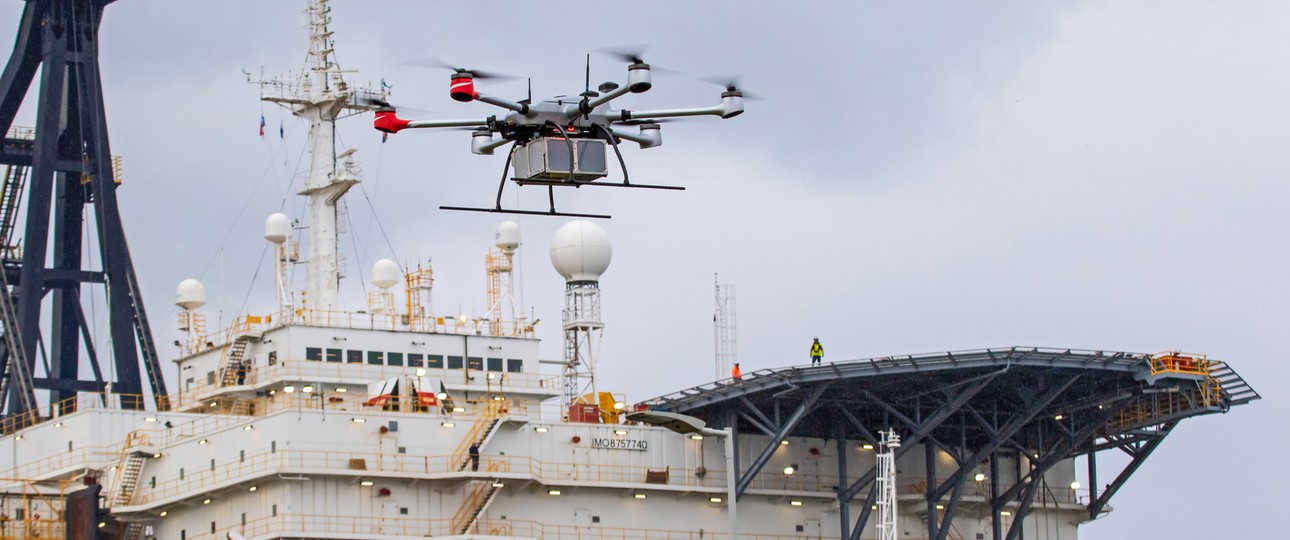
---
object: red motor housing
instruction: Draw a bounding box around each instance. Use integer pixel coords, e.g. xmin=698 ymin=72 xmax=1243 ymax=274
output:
xmin=374 ymin=110 xmax=409 ymax=134
xmin=449 ymin=75 xmax=477 ymax=102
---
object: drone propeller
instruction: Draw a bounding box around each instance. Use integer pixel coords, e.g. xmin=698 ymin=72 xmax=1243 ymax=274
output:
xmin=596 ymin=45 xmax=677 ymax=75
xmin=700 ymin=76 xmax=763 ymax=101
xmin=402 ymin=58 xmax=517 ymax=81
xmin=352 ymin=95 xmax=435 ymax=116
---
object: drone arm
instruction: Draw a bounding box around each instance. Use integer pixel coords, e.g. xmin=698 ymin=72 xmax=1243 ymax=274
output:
xmin=622 ymin=92 xmax=745 ymax=121
xmin=476 ymin=93 xmax=530 ymax=114
xmin=575 ymin=85 xmax=636 ymax=118
xmin=374 ymin=109 xmax=489 ymax=133
xmin=609 ymin=127 xmax=662 ymax=149
xmin=406 ymin=118 xmax=491 ymax=129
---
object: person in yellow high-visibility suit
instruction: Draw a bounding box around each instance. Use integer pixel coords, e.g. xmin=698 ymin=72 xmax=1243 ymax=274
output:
xmin=810 ymin=338 xmax=824 ymax=365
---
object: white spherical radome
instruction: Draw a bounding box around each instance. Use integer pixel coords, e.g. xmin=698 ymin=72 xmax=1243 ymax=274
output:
xmin=371 ymin=259 xmax=401 ymax=290
xmin=549 ymin=220 xmax=612 ymax=282
xmin=495 ymin=221 xmax=521 ymax=251
xmin=264 ymin=213 xmax=291 ymax=244
xmin=175 ymin=278 xmax=207 ymax=310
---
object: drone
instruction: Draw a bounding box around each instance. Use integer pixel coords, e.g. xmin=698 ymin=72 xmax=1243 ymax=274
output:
xmin=371 ymin=49 xmax=748 ymax=218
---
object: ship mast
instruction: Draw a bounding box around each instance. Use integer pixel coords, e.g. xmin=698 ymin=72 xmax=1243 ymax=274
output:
xmin=253 ymin=0 xmax=384 ymax=313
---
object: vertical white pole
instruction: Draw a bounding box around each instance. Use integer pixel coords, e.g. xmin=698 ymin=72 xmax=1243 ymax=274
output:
xmin=725 ymin=427 xmax=738 ymax=540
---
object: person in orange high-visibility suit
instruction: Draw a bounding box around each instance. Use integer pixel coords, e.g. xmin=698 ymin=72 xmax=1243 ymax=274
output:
xmin=731 ymin=363 xmax=742 ymax=380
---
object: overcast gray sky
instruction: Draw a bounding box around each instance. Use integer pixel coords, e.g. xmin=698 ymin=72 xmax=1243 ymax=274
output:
xmin=3 ymin=1 xmax=1286 ymax=537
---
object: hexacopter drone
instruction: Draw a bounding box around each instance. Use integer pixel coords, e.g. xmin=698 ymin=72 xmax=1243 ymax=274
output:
xmin=371 ymin=49 xmax=748 ymax=218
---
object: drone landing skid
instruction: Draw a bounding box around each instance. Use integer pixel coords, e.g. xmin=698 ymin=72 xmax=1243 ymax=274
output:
xmin=511 ymin=178 xmax=685 ymax=191
xmin=439 ymin=205 xmax=613 ymax=219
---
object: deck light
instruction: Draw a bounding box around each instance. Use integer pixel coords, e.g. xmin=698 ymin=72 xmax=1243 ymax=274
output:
xmin=13 ymin=435 xmax=20 ymax=441
xmin=1001 ymin=511 xmax=1012 ymax=516
xmin=244 ymin=425 xmax=254 ymax=431
xmin=302 ymin=385 xmax=314 ymax=393
xmin=199 ymin=439 xmax=209 ymax=445
xmin=159 ymin=511 xmax=168 ymax=517
xmin=487 ymin=373 xmax=496 ymax=380
xmin=534 ymin=427 xmax=548 ymax=433
xmin=209 ymin=401 xmax=218 ymax=407
xmin=268 ymin=390 xmax=277 ymax=395
xmin=493 ymin=396 xmax=503 ymax=401
xmin=1054 ymin=414 xmax=1064 ymax=421
xmin=783 ymin=465 xmax=796 ymax=475
xmin=614 ymin=430 xmax=628 ymax=435
xmin=436 ymin=392 xmax=448 ymax=399
xmin=492 ymin=482 xmax=505 ymax=488
xmin=710 ymin=497 xmax=722 ymax=503
xmin=634 ymin=493 xmax=647 ymax=499
xmin=442 ymin=422 xmax=455 ymax=428
xmin=144 ymin=417 xmax=158 ymax=423
xmin=613 ymin=402 xmax=625 ymax=410
xmin=361 ymin=481 xmax=374 ymax=486
xmin=1070 ymin=481 xmax=1081 ymax=490
xmin=202 ymin=498 xmax=211 ymax=505
xmin=98 ymin=522 xmax=106 ymax=528
xmin=453 ymin=406 xmax=465 ymax=413
xmin=283 ymin=386 xmax=295 ymax=393
xmin=548 ymin=490 xmax=561 ymax=496
xmin=936 ymin=504 xmax=945 ymax=510
xmin=248 ymin=486 xmax=257 ymax=492
xmin=335 ymin=387 xmax=347 ymax=393
xmin=352 ymin=418 xmax=366 ymax=423
xmin=690 ymin=434 xmax=704 ymax=441
xmin=974 ymin=473 xmax=986 ymax=482
xmin=152 ymin=453 xmax=162 ymax=459
xmin=861 ymin=443 xmax=874 ymax=450
xmin=780 ymin=440 xmax=789 ymax=446
xmin=416 ymin=368 xmax=427 ymax=377
xmin=790 ymin=500 xmax=803 ymax=506
xmin=54 ymin=422 xmax=62 ymax=428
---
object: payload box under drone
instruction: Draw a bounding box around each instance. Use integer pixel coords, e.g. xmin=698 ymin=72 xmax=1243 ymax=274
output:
xmin=371 ymin=50 xmax=748 ymax=218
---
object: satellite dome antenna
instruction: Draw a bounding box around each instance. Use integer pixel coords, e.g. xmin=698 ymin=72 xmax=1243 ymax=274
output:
xmin=486 ymin=221 xmax=523 ymax=336
xmin=550 ymin=220 xmax=612 ymax=413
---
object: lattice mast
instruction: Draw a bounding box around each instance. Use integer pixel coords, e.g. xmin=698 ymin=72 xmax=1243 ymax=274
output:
xmin=550 ymin=221 xmax=612 ymax=411
xmin=250 ymin=0 xmax=386 ymax=313
xmin=486 ymin=222 xmax=523 ymax=336
xmin=713 ymin=274 xmax=737 ymax=380
xmin=876 ymin=429 xmax=901 ymax=540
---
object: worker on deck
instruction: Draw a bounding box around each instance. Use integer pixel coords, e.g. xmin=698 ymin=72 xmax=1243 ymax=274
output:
xmin=732 ymin=362 xmax=742 ymax=380
xmin=468 ymin=442 xmax=480 ymax=471
xmin=810 ymin=338 xmax=824 ymax=365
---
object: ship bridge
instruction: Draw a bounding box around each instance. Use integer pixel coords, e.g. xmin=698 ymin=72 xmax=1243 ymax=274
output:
xmin=644 ymin=346 xmax=1259 ymax=540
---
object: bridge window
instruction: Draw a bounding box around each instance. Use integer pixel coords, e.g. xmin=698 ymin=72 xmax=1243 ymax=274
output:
xmin=306 ymin=347 xmax=322 ymax=361
xmin=388 ymin=352 xmax=404 ymax=366
xmin=467 ymin=357 xmax=483 ymax=370
xmin=347 ymin=350 xmax=363 ymax=363
xmin=326 ymin=348 xmax=342 ymax=363
xmin=367 ymin=351 xmax=384 ymax=365
xmin=408 ymin=353 xmax=424 ymax=367
xmin=507 ymin=359 xmax=523 ymax=373
xmin=428 ymin=355 xmax=444 ymax=368
xmin=487 ymin=358 xmax=503 ymax=371
xmin=447 ymin=355 xmax=463 ymax=369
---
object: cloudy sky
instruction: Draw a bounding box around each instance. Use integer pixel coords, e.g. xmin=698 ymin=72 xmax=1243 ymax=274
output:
xmin=3 ymin=1 xmax=1286 ymax=537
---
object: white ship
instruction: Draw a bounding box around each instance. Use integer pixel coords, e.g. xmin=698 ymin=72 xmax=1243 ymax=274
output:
xmin=0 ymin=2 xmax=1258 ymax=540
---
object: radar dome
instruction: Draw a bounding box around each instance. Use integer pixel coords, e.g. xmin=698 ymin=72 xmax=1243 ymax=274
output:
xmin=264 ymin=213 xmax=291 ymax=244
xmin=371 ymin=259 xmax=401 ymax=290
xmin=495 ymin=221 xmax=521 ymax=251
xmin=175 ymin=278 xmax=206 ymax=310
xmin=550 ymin=220 xmax=612 ymax=282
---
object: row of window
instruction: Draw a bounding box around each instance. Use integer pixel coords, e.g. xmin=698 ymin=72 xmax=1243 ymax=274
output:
xmin=303 ymin=347 xmax=523 ymax=373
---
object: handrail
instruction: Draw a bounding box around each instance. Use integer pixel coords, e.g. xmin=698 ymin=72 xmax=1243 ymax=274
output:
xmin=451 ymin=399 xmax=503 ymax=471
xmin=449 ymin=479 xmax=494 ymax=534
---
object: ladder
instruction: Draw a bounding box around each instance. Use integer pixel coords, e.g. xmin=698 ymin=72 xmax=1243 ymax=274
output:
xmin=0 ymin=253 xmax=34 ymax=415
xmin=451 ymin=480 xmax=502 ymax=535
xmin=0 ymin=164 xmax=27 ymax=251
xmin=219 ymin=336 xmax=254 ymax=387
xmin=110 ymin=432 xmax=150 ymax=507
xmin=121 ymin=522 xmax=145 ymax=540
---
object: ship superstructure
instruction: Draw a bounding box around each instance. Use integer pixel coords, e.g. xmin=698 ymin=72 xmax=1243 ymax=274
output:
xmin=0 ymin=2 xmax=1261 ymax=540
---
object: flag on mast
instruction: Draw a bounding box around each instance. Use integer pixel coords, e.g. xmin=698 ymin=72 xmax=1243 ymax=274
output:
xmin=259 ymin=114 xmax=266 ymax=138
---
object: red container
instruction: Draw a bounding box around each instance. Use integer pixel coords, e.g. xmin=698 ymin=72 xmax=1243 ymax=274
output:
xmin=568 ymin=404 xmax=601 ymax=424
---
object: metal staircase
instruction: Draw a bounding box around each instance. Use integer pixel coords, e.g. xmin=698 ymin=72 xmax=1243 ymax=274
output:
xmin=0 ymin=162 xmax=28 ymax=254
xmin=0 ymin=253 xmax=34 ymax=415
xmin=219 ymin=335 xmax=255 ymax=387
xmin=453 ymin=401 xmax=504 ymax=472
xmin=451 ymin=480 xmax=502 ymax=535
xmin=109 ymin=432 xmax=151 ymax=507
xmin=1209 ymin=360 xmax=1260 ymax=407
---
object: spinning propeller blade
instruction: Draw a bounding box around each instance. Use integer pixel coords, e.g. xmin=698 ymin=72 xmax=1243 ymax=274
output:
xmin=700 ymin=76 xmax=763 ymax=101
xmin=596 ymin=45 xmax=677 ymax=75
xmin=401 ymin=57 xmax=518 ymax=81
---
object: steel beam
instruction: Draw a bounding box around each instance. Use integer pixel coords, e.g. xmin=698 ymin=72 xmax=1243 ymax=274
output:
xmin=1087 ymin=423 xmax=1173 ymax=518
xmin=735 ymin=384 xmax=828 ymax=498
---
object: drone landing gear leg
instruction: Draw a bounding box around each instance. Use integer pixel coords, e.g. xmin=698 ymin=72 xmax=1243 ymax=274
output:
xmin=439 ymin=141 xmax=612 ymax=219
